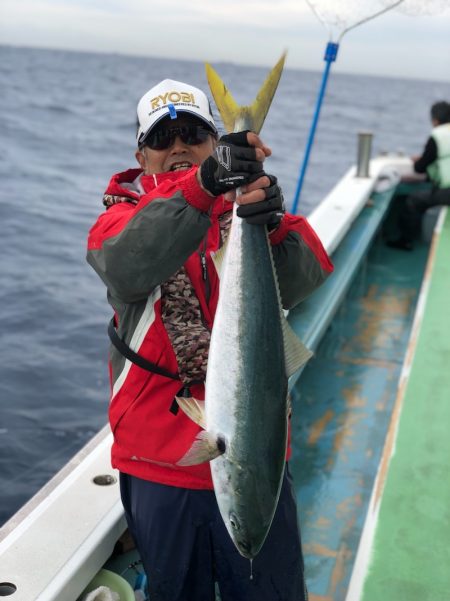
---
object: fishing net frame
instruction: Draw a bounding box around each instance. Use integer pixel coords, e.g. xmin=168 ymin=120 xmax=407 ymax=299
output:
xmin=291 ymin=0 xmax=448 ymax=212
xmin=305 ymin=0 xmax=405 ymax=41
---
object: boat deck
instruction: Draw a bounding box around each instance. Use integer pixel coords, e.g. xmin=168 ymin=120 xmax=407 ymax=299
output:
xmin=352 ymin=208 xmax=450 ymax=601
xmin=100 ymin=185 xmax=446 ymax=601
xmin=2 ymin=160 xmax=444 ymax=601
xmin=289 ymin=210 xmax=431 ymax=600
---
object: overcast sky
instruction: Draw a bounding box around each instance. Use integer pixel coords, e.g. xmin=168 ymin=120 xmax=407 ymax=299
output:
xmin=1 ymin=0 xmax=450 ymax=82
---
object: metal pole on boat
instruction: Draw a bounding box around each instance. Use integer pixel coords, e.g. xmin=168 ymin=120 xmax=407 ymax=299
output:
xmin=356 ymin=131 xmax=373 ymax=178
xmin=291 ymin=41 xmax=339 ymax=215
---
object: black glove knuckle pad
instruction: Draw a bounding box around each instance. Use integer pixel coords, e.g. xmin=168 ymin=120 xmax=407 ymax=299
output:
xmin=220 ymin=131 xmax=250 ymax=146
xmin=199 ymin=131 xmax=261 ymax=196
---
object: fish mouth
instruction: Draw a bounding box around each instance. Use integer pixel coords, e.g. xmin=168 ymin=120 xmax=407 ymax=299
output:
xmin=236 ymin=539 xmax=255 ymax=559
xmin=169 ymin=161 xmax=193 ymax=172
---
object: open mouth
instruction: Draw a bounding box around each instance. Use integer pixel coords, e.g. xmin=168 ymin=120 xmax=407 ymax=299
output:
xmin=169 ymin=162 xmax=192 ymax=172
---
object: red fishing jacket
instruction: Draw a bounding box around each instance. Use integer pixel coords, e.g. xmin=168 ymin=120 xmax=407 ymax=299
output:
xmin=87 ymin=166 xmax=333 ymax=489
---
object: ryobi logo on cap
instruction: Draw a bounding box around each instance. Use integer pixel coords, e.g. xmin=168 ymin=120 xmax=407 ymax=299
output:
xmin=151 ymin=92 xmax=196 ymax=110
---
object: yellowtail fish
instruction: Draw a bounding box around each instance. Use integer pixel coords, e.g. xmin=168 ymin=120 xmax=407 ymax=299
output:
xmin=177 ymin=53 xmax=312 ymax=559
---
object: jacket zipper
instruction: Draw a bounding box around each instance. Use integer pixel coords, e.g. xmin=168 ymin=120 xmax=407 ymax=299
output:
xmin=199 ymin=237 xmax=211 ymax=319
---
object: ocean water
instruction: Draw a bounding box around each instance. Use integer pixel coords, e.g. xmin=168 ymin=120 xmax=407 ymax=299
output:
xmin=0 ymin=44 xmax=448 ymax=526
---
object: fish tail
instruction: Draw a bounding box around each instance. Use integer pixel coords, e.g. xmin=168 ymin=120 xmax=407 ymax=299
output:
xmin=205 ymin=52 xmax=287 ymax=134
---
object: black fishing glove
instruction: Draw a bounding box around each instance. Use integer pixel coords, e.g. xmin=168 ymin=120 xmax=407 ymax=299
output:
xmin=199 ymin=131 xmax=264 ymax=196
xmin=236 ymin=175 xmax=285 ymax=229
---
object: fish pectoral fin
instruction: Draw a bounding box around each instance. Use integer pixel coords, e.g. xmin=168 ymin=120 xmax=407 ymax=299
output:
xmin=176 ymin=431 xmax=225 ymax=466
xmin=175 ymin=396 xmax=206 ymax=429
xmin=211 ymin=240 xmax=228 ymax=280
xmin=281 ymin=314 xmax=313 ymax=377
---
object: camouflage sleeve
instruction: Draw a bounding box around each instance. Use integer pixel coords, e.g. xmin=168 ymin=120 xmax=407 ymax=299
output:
xmin=87 ymin=173 xmax=214 ymax=303
xmin=270 ymin=214 xmax=333 ymax=310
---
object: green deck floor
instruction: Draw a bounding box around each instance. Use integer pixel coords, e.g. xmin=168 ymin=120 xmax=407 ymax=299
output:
xmin=289 ymin=224 xmax=430 ymax=600
xmin=359 ymin=209 xmax=450 ymax=601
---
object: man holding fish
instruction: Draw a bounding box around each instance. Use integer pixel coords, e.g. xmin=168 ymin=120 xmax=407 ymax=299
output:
xmin=87 ymin=70 xmax=333 ymax=601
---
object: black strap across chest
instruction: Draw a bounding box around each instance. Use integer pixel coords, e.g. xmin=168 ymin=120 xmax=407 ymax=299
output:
xmin=107 ymin=318 xmax=205 ymax=416
xmin=108 ymin=318 xmax=179 ymax=381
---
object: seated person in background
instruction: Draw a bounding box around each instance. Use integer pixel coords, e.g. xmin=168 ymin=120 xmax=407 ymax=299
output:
xmin=388 ymin=100 xmax=450 ymax=250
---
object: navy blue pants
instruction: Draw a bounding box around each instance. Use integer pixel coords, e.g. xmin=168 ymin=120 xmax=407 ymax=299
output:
xmin=120 ymin=466 xmax=308 ymax=601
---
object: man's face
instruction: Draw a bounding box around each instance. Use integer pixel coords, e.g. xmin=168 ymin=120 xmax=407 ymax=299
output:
xmin=136 ymin=115 xmax=216 ymax=175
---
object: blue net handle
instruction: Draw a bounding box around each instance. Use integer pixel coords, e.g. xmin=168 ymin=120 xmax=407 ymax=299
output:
xmin=291 ymin=41 xmax=339 ymax=214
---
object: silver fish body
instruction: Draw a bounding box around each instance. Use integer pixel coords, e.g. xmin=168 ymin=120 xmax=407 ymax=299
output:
xmin=177 ymin=56 xmax=310 ymax=559
xmin=177 ymin=203 xmax=310 ymax=558
xmin=206 ymin=209 xmax=288 ymax=558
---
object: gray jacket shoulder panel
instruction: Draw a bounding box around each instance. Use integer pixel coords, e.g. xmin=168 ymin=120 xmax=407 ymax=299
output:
xmin=272 ymin=230 xmax=331 ymax=310
xmin=87 ymin=193 xmax=211 ymax=303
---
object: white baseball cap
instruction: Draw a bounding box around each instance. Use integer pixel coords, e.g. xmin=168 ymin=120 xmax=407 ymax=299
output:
xmin=136 ymin=78 xmax=217 ymax=147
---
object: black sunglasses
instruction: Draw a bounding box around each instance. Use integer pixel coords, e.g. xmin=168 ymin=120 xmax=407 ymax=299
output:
xmin=144 ymin=125 xmax=213 ymax=150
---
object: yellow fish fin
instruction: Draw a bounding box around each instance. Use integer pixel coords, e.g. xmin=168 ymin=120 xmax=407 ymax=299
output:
xmin=205 ymin=51 xmax=287 ymax=133
xmin=281 ymin=313 xmax=313 ymax=378
xmin=175 ymin=396 xmax=206 ymax=429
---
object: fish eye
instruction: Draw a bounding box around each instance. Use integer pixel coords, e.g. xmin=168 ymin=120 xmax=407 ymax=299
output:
xmin=229 ymin=512 xmax=240 ymax=531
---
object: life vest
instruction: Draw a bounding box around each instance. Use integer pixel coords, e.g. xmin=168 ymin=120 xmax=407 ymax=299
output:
xmin=427 ymin=124 xmax=450 ymax=188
